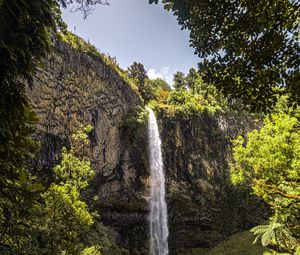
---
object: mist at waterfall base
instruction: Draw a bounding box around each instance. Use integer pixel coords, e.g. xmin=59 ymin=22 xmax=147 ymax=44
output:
xmin=147 ymin=108 xmax=169 ymax=255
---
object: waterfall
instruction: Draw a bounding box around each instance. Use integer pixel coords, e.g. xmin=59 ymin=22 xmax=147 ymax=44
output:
xmin=147 ymin=108 xmax=169 ymax=255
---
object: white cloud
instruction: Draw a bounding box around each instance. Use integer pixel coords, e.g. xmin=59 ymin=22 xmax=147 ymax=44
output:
xmin=147 ymin=69 xmax=163 ymax=80
xmin=147 ymin=66 xmax=174 ymax=85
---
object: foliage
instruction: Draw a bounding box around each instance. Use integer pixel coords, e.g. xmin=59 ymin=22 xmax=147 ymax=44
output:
xmin=124 ymin=106 xmax=149 ymax=131
xmin=121 ymin=106 xmax=149 ymax=153
xmin=230 ymin=99 xmax=300 ymax=253
xmin=173 ymin=71 xmax=186 ymax=90
xmin=0 ymin=98 xmax=42 ymax=253
xmin=189 ymin=230 xmax=268 ymax=255
xmin=0 ymin=125 xmax=119 ymax=255
xmin=0 ymin=0 xmax=62 ymax=252
xmin=81 ymin=222 xmax=129 ymax=255
xmin=143 ymin=78 xmax=171 ymax=102
xmin=263 ymin=251 xmax=292 ymax=255
xmin=154 ymin=88 xmax=170 ymax=103
xmin=150 ymin=89 xmax=215 ymax=119
xmin=80 ymin=245 xmax=101 ymax=255
xmin=185 ymin=68 xmax=198 ymax=92
xmin=127 ymin=62 xmax=172 ymax=103
xmin=185 ymin=68 xmax=227 ymax=107
xmin=28 ymin=125 xmax=100 ymax=255
xmin=59 ymin=30 xmax=98 ymax=53
xmin=251 ymin=219 xmax=297 ymax=252
xmin=150 ymin=78 xmax=171 ymax=92
xmin=151 ymin=0 xmax=300 ymax=112
xmin=128 ymin=62 xmax=147 ymax=89
xmin=0 ymin=1 xmax=112 ymax=254
xmin=0 ymin=0 xmax=60 ymax=160
xmin=59 ymin=31 xmax=141 ymax=98
xmin=149 ymin=68 xmax=226 ymax=118
xmin=127 ymin=62 xmax=149 ymax=101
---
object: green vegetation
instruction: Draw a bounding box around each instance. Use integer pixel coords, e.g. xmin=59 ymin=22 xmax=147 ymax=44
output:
xmin=173 ymin=71 xmax=186 ymax=90
xmin=127 ymin=62 xmax=148 ymax=95
xmin=0 ymin=1 xmax=134 ymax=253
xmin=31 ymin=125 xmax=96 ymax=254
xmin=1 ymin=0 xmax=300 ymax=254
xmin=59 ymin=31 xmax=141 ymax=97
xmin=9 ymin=125 xmax=124 ymax=255
xmin=122 ymin=106 xmax=149 ymax=149
xmin=231 ymin=98 xmax=300 ymax=254
xmin=127 ymin=61 xmax=172 ymax=102
xmin=80 ymin=246 xmax=101 ymax=255
xmin=149 ymin=68 xmax=226 ymax=119
xmin=147 ymin=2 xmax=300 ymax=252
xmin=192 ymin=230 xmax=267 ymax=255
xmin=144 ymin=78 xmax=171 ymax=101
xmin=0 ymin=1 xmax=63 ymax=252
xmin=126 ymin=62 xmax=227 ymax=118
xmin=151 ymin=0 xmax=300 ymax=112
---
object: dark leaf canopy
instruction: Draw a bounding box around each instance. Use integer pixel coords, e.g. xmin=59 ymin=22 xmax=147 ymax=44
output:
xmin=154 ymin=0 xmax=300 ymax=112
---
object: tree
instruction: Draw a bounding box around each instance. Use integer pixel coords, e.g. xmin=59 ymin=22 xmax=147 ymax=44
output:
xmin=231 ymin=98 xmax=300 ymax=254
xmin=143 ymin=78 xmax=171 ymax=102
xmin=0 ymin=2 xmax=54 ymax=245
xmin=175 ymin=68 xmax=227 ymax=109
xmin=30 ymin=125 xmax=97 ymax=255
xmin=0 ymin=1 xmax=62 ymax=251
xmin=185 ymin=68 xmax=199 ymax=92
xmin=173 ymin=71 xmax=186 ymax=90
xmin=0 ymin=107 xmax=42 ymax=255
xmin=127 ymin=62 xmax=148 ymax=100
xmin=0 ymin=1 xmax=106 ymax=252
xmin=127 ymin=62 xmax=148 ymax=89
xmin=148 ymin=78 xmax=171 ymax=92
xmin=151 ymin=0 xmax=300 ymax=112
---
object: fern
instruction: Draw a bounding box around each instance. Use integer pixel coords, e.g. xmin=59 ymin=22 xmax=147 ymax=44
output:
xmin=251 ymin=220 xmax=299 ymax=254
xmin=251 ymin=222 xmax=282 ymax=246
xmin=251 ymin=225 xmax=270 ymax=244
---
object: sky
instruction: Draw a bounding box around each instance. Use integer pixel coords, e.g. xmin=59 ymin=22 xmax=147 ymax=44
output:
xmin=61 ymin=0 xmax=199 ymax=84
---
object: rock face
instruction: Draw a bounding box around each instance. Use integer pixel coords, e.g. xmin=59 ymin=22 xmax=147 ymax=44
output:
xmin=27 ymin=38 xmax=267 ymax=255
xmin=159 ymin=113 xmax=267 ymax=254
xmin=26 ymin=37 xmax=149 ymax=253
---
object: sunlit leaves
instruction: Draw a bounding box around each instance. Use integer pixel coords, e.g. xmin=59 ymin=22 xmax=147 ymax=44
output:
xmin=35 ymin=126 xmax=96 ymax=254
xmin=231 ymin=99 xmax=300 ymax=253
xmin=80 ymin=245 xmax=102 ymax=255
xmin=150 ymin=68 xmax=226 ymax=118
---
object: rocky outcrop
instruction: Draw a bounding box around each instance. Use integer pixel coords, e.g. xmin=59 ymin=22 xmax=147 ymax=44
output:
xmin=159 ymin=112 xmax=267 ymax=254
xmin=27 ymin=37 xmax=267 ymax=255
xmin=26 ymin=37 xmax=149 ymax=254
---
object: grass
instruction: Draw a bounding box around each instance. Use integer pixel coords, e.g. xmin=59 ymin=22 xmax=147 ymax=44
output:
xmin=177 ymin=231 xmax=268 ymax=255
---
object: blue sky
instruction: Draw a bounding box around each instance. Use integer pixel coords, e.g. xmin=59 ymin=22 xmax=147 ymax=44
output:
xmin=61 ymin=0 xmax=199 ymax=84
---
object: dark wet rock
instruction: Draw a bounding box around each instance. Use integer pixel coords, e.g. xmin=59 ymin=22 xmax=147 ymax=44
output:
xmin=27 ymin=38 xmax=268 ymax=255
xmin=159 ymin=112 xmax=268 ymax=253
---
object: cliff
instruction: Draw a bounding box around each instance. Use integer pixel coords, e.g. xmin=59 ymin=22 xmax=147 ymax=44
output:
xmin=159 ymin=112 xmax=267 ymax=254
xmin=26 ymin=36 xmax=267 ymax=254
xmin=26 ymin=36 xmax=149 ymax=253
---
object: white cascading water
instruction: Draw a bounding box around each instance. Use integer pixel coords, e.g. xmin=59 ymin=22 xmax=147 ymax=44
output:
xmin=147 ymin=108 xmax=169 ymax=255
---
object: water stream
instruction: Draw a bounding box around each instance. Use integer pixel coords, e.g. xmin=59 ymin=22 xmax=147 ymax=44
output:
xmin=147 ymin=108 xmax=169 ymax=255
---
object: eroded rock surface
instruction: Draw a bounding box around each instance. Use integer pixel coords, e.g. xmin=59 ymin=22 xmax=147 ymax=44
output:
xmin=27 ymin=38 xmax=149 ymax=253
xmin=27 ymin=38 xmax=267 ymax=255
xmin=159 ymin=113 xmax=267 ymax=254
